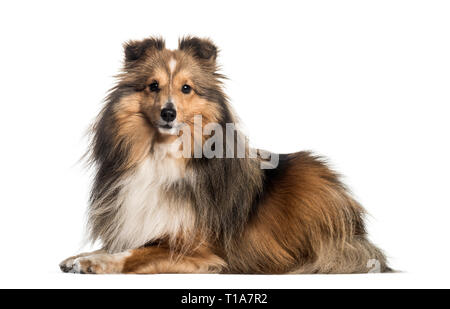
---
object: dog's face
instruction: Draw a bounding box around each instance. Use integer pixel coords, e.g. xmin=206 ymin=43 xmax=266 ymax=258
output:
xmin=93 ymin=37 xmax=233 ymax=169
xmin=117 ymin=37 xmax=227 ymax=137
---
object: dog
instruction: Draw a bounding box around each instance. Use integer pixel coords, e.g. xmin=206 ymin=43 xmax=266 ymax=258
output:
xmin=59 ymin=36 xmax=390 ymax=274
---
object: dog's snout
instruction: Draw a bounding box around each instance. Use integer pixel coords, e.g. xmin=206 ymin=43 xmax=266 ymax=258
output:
xmin=160 ymin=106 xmax=176 ymax=122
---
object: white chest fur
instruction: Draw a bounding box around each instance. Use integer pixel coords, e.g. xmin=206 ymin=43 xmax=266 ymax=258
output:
xmin=107 ymin=142 xmax=194 ymax=253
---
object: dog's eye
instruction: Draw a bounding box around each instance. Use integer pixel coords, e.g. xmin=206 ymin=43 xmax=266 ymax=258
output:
xmin=149 ymin=82 xmax=160 ymax=92
xmin=181 ymin=84 xmax=192 ymax=94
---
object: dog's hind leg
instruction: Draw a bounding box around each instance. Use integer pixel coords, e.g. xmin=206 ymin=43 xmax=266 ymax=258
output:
xmin=60 ymin=245 xmax=226 ymax=274
xmin=289 ymin=237 xmax=391 ymax=274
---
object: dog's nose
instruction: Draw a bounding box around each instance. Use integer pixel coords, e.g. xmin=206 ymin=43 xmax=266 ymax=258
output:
xmin=160 ymin=107 xmax=177 ymax=122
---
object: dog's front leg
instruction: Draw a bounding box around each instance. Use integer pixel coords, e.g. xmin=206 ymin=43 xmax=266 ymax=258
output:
xmin=60 ymin=246 xmax=226 ymax=274
xmin=59 ymin=249 xmax=106 ymax=273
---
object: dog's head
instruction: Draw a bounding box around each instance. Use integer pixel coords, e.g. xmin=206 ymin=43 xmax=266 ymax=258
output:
xmin=93 ymin=36 xmax=234 ymax=167
xmin=121 ymin=36 xmax=229 ymax=134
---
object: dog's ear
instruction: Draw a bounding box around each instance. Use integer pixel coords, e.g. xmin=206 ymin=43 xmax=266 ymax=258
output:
xmin=123 ymin=37 xmax=165 ymax=64
xmin=178 ymin=36 xmax=218 ymax=63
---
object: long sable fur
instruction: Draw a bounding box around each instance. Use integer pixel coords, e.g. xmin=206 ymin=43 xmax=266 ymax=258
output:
xmin=86 ymin=37 xmax=262 ymax=254
xmin=84 ymin=36 xmax=390 ymax=273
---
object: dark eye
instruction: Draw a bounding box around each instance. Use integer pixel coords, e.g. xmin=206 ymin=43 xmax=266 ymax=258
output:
xmin=149 ymin=81 xmax=160 ymax=92
xmin=181 ymin=84 xmax=192 ymax=94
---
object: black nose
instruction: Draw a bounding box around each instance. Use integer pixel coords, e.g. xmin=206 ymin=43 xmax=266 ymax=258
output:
xmin=160 ymin=107 xmax=176 ymax=122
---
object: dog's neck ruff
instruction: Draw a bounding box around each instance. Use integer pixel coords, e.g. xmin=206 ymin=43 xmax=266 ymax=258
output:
xmin=99 ymin=142 xmax=194 ymax=253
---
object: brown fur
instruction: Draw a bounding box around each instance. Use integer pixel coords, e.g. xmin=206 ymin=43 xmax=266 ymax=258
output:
xmin=122 ymin=245 xmax=225 ymax=274
xmin=224 ymin=153 xmax=388 ymax=273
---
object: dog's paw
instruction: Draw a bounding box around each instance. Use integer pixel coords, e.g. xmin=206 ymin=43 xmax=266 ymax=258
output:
xmin=59 ymin=255 xmax=104 ymax=274
xmin=59 ymin=256 xmax=78 ymax=273
xmin=71 ymin=256 xmax=104 ymax=274
xmin=69 ymin=252 xmax=131 ymax=274
xmin=59 ymin=250 xmax=107 ymax=273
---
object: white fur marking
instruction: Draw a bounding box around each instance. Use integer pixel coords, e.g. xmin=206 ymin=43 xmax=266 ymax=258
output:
xmin=72 ymin=251 xmax=132 ymax=274
xmin=105 ymin=143 xmax=194 ymax=252
xmin=158 ymin=126 xmax=178 ymax=135
xmin=72 ymin=260 xmax=81 ymax=273
xmin=169 ymin=58 xmax=177 ymax=74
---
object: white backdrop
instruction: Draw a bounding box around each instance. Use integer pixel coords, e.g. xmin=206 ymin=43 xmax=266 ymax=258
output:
xmin=0 ymin=0 xmax=449 ymax=288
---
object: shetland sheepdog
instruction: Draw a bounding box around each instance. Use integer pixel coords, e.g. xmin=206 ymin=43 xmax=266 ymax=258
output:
xmin=60 ymin=36 xmax=390 ymax=274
